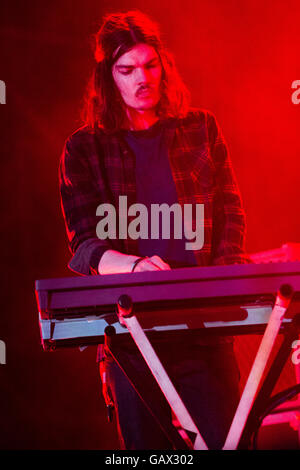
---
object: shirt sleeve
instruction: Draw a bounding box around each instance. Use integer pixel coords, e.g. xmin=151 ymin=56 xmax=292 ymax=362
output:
xmin=207 ymin=112 xmax=251 ymax=265
xmin=59 ymin=134 xmax=112 ymax=275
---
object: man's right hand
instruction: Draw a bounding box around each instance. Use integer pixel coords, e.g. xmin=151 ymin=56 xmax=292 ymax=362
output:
xmin=98 ymin=249 xmax=171 ymax=275
xmin=132 ymin=255 xmax=171 ymax=272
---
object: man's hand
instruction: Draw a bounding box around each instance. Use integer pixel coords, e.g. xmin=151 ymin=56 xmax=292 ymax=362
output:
xmin=98 ymin=249 xmax=171 ymax=274
xmin=132 ymin=255 xmax=171 ymax=272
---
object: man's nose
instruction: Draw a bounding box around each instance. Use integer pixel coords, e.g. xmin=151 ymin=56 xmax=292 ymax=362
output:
xmin=136 ymin=66 xmax=149 ymax=84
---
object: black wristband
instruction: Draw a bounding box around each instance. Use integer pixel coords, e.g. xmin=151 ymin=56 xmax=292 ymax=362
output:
xmin=131 ymin=256 xmax=148 ymax=272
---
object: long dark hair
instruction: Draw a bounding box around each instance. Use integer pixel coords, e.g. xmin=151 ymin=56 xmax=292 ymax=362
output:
xmin=82 ymin=10 xmax=190 ymax=132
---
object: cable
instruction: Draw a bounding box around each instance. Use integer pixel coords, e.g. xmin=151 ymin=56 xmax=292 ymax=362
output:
xmin=250 ymin=384 xmax=300 ymax=449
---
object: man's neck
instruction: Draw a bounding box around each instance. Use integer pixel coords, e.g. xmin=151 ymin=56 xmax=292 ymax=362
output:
xmin=125 ymin=108 xmax=159 ymax=131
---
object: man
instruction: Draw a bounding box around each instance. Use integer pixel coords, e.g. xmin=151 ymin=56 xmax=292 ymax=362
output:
xmin=59 ymin=10 xmax=249 ymax=450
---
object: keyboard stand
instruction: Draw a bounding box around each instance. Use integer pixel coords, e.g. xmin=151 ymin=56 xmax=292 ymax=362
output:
xmin=113 ymin=285 xmax=294 ymax=450
xmin=223 ymin=284 xmax=293 ymax=449
xmin=239 ymin=317 xmax=300 ymax=448
xmin=104 ymin=325 xmax=193 ymax=449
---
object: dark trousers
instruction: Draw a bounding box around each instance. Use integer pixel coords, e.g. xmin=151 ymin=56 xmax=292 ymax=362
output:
xmin=101 ymin=339 xmax=240 ymax=450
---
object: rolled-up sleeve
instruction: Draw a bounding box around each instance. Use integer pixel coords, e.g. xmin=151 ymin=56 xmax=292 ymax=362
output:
xmin=208 ymin=112 xmax=251 ymax=265
xmin=59 ymin=135 xmax=111 ymax=275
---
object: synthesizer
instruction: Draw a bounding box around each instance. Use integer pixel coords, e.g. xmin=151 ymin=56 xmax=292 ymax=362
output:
xmin=35 ymin=261 xmax=300 ymax=351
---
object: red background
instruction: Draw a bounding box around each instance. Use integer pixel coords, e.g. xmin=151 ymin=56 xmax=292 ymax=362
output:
xmin=0 ymin=0 xmax=300 ymax=449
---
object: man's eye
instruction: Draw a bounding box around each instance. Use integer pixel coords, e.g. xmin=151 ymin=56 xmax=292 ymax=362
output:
xmin=120 ymin=69 xmax=132 ymax=75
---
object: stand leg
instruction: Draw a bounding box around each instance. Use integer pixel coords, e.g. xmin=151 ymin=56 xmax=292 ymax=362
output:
xmin=239 ymin=322 xmax=300 ymax=449
xmin=116 ymin=295 xmax=208 ymax=450
xmin=104 ymin=326 xmax=191 ymax=450
xmin=223 ymin=285 xmax=293 ymax=450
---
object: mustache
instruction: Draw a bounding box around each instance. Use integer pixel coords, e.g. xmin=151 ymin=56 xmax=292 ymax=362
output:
xmin=135 ymin=84 xmax=153 ymax=97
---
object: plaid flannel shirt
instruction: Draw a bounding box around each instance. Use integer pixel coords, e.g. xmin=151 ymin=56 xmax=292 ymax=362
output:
xmin=59 ymin=108 xmax=250 ymax=275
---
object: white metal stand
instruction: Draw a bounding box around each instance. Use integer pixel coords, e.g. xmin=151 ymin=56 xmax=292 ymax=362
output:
xmin=116 ymin=285 xmax=293 ymax=450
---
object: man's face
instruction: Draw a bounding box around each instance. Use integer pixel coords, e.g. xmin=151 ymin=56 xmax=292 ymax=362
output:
xmin=112 ymin=43 xmax=162 ymax=113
